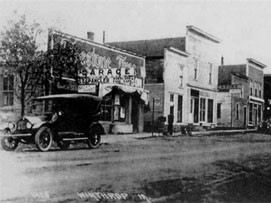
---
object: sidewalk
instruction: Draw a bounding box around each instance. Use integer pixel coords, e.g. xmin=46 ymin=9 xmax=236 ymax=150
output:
xmin=101 ymin=128 xmax=259 ymax=143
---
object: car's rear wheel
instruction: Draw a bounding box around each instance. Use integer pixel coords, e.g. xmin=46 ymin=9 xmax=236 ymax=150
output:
xmin=35 ymin=126 xmax=53 ymax=152
xmin=1 ymin=129 xmax=19 ymax=151
xmin=57 ymin=139 xmax=70 ymax=150
xmin=87 ymin=127 xmax=101 ymax=149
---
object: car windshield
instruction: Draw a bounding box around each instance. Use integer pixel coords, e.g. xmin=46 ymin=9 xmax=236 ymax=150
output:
xmin=30 ymin=99 xmax=54 ymax=116
xmin=29 ymin=97 xmax=101 ymax=117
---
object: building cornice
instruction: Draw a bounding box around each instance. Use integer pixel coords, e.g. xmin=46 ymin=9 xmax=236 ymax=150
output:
xmin=186 ymin=25 xmax=221 ymax=43
xmin=187 ymin=83 xmax=218 ymax=92
xmin=247 ymin=58 xmax=266 ymax=69
xmin=166 ymin=47 xmax=190 ymax=57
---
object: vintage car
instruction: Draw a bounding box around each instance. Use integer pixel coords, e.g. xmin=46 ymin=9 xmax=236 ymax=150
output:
xmin=0 ymin=94 xmax=105 ymax=152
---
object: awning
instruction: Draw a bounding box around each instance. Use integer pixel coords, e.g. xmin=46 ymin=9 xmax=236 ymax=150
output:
xmin=248 ymin=96 xmax=264 ymax=103
xmin=99 ymin=83 xmax=149 ymax=105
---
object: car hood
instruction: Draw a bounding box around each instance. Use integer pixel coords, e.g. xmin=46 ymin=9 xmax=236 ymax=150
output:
xmin=25 ymin=116 xmax=49 ymax=124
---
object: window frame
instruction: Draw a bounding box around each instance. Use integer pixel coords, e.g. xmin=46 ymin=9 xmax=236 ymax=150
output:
xmin=208 ymin=62 xmax=213 ymax=84
xmin=2 ymin=73 xmax=14 ymax=106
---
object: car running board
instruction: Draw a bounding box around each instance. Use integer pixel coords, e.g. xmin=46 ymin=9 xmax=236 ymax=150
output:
xmin=62 ymin=137 xmax=88 ymax=141
xmin=58 ymin=132 xmax=85 ymax=136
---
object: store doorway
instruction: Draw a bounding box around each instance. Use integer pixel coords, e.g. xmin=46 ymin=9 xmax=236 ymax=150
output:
xmin=132 ymin=97 xmax=140 ymax=133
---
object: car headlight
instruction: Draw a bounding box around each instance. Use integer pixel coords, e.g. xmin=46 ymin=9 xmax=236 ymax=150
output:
xmin=8 ymin=122 xmax=15 ymax=129
xmin=26 ymin=122 xmax=32 ymax=129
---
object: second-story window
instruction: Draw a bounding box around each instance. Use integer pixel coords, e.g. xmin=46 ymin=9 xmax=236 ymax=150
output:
xmin=255 ymin=82 xmax=258 ymax=97
xmin=179 ymin=64 xmax=184 ymax=88
xmin=208 ymin=63 xmax=212 ymax=84
xmin=250 ymin=81 xmax=253 ymax=95
xmin=194 ymin=58 xmax=198 ymax=80
xmin=3 ymin=73 xmax=14 ymax=106
xmin=259 ymin=84 xmax=262 ymax=98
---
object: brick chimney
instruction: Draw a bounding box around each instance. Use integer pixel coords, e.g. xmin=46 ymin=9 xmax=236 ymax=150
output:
xmin=87 ymin=32 xmax=94 ymax=41
xmin=221 ymin=56 xmax=224 ymax=66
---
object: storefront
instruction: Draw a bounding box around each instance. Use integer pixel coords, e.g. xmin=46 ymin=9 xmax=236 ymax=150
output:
xmin=248 ymin=96 xmax=264 ymax=127
xmin=48 ymin=30 xmax=148 ymax=134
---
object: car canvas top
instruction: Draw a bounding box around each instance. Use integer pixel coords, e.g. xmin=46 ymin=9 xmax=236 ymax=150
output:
xmin=35 ymin=94 xmax=102 ymax=101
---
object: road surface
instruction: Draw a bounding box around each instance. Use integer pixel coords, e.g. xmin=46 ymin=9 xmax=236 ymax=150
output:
xmin=1 ymin=133 xmax=271 ymax=202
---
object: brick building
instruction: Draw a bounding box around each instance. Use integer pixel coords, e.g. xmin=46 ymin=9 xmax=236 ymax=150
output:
xmin=217 ymin=58 xmax=266 ymax=128
xmin=109 ymin=26 xmax=221 ymax=132
xmin=48 ymin=30 xmax=148 ymax=134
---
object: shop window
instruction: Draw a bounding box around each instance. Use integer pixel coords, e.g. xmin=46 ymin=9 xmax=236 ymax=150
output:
xmin=190 ymin=99 xmax=193 ymax=113
xmin=169 ymin=94 xmax=174 ymax=119
xmin=177 ymin=95 xmax=183 ymax=123
xmin=3 ymin=74 xmax=14 ymax=106
xmin=100 ymin=95 xmax=113 ymax=121
xmin=258 ymin=105 xmax=262 ymax=122
xmin=236 ymin=103 xmax=240 ymax=120
xmin=194 ymin=98 xmax=199 ymax=123
xmin=217 ymin=103 xmax=221 ymax=119
xmin=207 ymin=99 xmax=213 ymax=123
xmin=113 ymin=94 xmax=127 ymax=122
xmin=200 ymin=98 xmax=206 ymax=122
xmin=249 ymin=103 xmax=253 ymax=124
xmin=208 ymin=63 xmax=212 ymax=84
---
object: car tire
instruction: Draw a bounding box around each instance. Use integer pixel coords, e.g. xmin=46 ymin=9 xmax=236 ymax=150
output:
xmin=35 ymin=126 xmax=53 ymax=152
xmin=57 ymin=140 xmax=70 ymax=150
xmin=87 ymin=127 xmax=101 ymax=149
xmin=1 ymin=128 xmax=19 ymax=151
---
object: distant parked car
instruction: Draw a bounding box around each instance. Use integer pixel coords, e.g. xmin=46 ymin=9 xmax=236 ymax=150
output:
xmin=258 ymin=119 xmax=271 ymax=133
xmin=0 ymin=94 xmax=105 ymax=152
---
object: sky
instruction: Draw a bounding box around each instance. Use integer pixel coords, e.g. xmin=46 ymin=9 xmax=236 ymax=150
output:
xmin=1 ymin=0 xmax=271 ymax=73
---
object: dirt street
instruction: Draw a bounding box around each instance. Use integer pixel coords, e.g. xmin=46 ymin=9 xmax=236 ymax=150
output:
xmin=1 ymin=133 xmax=271 ymax=203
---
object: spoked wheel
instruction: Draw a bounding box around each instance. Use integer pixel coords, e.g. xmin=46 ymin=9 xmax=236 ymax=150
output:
xmin=87 ymin=128 xmax=101 ymax=149
xmin=35 ymin=126 xmax=53 ymax=152
xmin=57 ymin=139 xmax=70 ymax=150
xmin=1 ymin=129 xmax=19 ymax=151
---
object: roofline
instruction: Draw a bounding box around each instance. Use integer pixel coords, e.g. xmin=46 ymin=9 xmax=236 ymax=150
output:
xmin=167 ymin=47 xmax=190 ymax=57
xmin=231 ymin=73 xmax=249 ymax=80
xmin=187 ymin=25 xmax=221 ymax=43
xmin=50 ymin=29 xmax=145 ymax=59
xmin=247 ymin=58 xmax=266 ymax=68
xmin=108 ymin=36 xmax=186 ymax=44
xmin=219 ymin=64 xmax=246 ymax=68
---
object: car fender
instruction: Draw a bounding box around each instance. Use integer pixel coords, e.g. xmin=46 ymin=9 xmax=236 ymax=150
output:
xmin=32 ymin=121 xmax=49 ymax=129
xmin=89 ymin=122 xmax=105 ymax=135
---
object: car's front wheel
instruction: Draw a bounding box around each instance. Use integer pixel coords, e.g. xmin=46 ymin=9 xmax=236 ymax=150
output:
xmin=35 ymin=126 xmax=53 ymax=152
xmin=1 ymin=129 xmax=19 ymax=151
xmin=87 ymin=127 xmax=101 ymax=149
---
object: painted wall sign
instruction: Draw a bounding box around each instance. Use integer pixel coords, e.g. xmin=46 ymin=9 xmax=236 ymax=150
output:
xmin=78 ymin=85 xmax=96 ymax=93
xmin=50 ymin=31 xmax=145 ymax=93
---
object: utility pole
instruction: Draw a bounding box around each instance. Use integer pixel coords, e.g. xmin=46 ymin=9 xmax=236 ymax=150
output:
xmin=152 ymin=98 xmax=154 ymax=136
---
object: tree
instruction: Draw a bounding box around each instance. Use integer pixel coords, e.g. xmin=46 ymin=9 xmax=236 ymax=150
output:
xmin=1 ymin=14 xmax=50 ymax=117
xmin=45 ymin=31 xmax=82 ymax=94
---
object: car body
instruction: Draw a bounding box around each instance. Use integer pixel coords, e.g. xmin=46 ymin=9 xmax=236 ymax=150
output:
xmin=0 ymin=94 xmax=105 ymax=152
